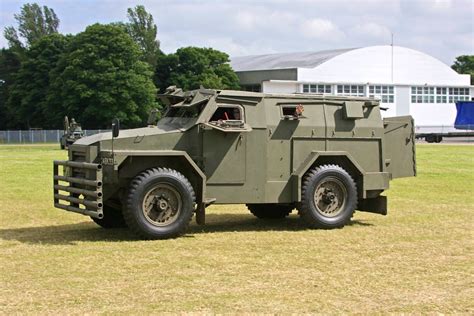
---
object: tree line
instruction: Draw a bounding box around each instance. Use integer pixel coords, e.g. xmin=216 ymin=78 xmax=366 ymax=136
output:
xmin=0 ymin=3 xmax=240 ymax=129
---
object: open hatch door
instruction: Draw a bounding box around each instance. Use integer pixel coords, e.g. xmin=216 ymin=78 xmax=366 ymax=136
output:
xmin=383 ymin=116 xmax=416 ymax=179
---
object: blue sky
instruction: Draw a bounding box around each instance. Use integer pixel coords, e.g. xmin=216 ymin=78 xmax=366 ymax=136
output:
xmin=0 ymin=0 xmax=473 ymax=65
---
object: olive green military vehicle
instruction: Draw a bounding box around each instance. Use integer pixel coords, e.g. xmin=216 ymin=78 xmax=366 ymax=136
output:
xmin=53 ymin=87 xmax=416 ymax=239
xmin=60 ymin=116 xmax=84 ymax=150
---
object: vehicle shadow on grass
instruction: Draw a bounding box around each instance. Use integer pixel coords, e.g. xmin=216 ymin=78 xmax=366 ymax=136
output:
xmin=188 ymin=213 xmax=372 ymax=234
xmin=0 ymin=222 xmax=134 ymax=245
xmin=0 ymin=214 xmax=373 ymax=245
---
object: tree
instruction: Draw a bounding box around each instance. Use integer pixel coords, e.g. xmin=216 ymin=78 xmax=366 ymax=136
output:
xmin=48 ymin=24 xmax=158 ymax=129
xmin=126 ymin=5 xmax=161 ymax=68
xmin=0 ymin=49 xmax=22 ymax=129
xmin=6 ymin=34 xmax=69 ymax=129
xmin=155 ymin=47 xmax=240 ymax=92
xmin=452 ymin=55 xmax=474 ymax=85
xmin=3 ymin=3 xmax=60 ymax=50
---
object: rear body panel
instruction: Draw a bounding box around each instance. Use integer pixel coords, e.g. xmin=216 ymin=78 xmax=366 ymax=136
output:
xmin=383 ymin=116 xmax=416 ymax=179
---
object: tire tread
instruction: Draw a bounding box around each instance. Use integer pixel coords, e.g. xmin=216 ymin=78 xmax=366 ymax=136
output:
xmin=123 ymin=167 xmax=195 ymax=239
xmin=298 ymin=164 xmax=357 ymax=229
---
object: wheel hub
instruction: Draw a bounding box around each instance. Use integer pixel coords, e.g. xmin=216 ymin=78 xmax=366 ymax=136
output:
xmin=314 ymin=178 xmax=347 ymax=217
xmin=142 ymin=184 xmax=182 ymax=226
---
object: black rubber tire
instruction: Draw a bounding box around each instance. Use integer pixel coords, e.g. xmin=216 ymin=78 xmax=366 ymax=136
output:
xmin=91 ymin=205 xmax=127 ymax=229
xmin=298 ymin=164 xmax=357 ymax=229
xmin=123 ymin=168 xmax=195 ymax=239
xmin=247 ymin=204 xmax=293 ymax=219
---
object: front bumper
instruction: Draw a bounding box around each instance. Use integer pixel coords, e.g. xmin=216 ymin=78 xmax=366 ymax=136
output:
xmin=53 ymin=160 xmax=104 ymax=219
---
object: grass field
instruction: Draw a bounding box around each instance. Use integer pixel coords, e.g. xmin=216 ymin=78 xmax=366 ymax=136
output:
xmin=0 ymin=144 xmax=473 ymax=314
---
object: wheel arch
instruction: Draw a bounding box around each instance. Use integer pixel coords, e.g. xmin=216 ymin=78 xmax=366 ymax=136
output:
xmin=292 ymin=151 xmax=365 ymax=201
xmin=117 ymin=151 xmax=206 ymax=204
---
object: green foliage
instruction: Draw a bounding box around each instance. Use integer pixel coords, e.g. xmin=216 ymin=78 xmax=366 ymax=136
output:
xmin=48 ymin=24 xmax=158 ymax=129
xmin=155 ymin=47 xmax=240 ymax=92
xmin=3 ymin=3 xmax=60 ymax=49
xmin=0 ymin=49 xmax=22 ymax=129
xmin=126 ymin=5 xmax=161 ymax=68
xmin=451 ymin=55 xmax=474 ymax=85
xmin=6 ymin=34 xmax=69 ymax=129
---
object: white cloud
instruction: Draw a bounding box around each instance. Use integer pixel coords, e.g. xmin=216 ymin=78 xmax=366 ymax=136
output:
xmin=301 ymin=18 xmax=345 ymax=41
xmin=234 ymin=10 xmax=298 ymax=33
xmin=353 ymin=22 xmax=392 ymax=39
xmin=430 ymin=0 xmax=453 ymax=11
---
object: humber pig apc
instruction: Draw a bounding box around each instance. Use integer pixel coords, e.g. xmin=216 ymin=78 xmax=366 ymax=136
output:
xmin=53 ymin=86 xmax=416 ymax=239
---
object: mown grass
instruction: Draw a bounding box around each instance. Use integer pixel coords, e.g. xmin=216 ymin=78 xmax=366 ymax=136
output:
xmin=0 ymin=144 xmax=473 ymax=314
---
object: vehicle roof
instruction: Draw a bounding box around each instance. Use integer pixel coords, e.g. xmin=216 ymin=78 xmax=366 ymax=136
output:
xmin=217 ymin=89 xmax=376 ymax=102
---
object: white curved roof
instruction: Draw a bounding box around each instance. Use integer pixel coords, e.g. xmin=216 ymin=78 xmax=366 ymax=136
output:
xmin=231 ymin=48 xmax=356 ymax=71
xmin=232 ymin=46 xmax=470 ymax=86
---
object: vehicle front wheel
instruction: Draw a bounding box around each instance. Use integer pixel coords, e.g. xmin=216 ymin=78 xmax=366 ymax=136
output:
xmin=247 ymin=204 xmax=293 ymax=219
xmin=123 ymin=168 xmax=195 ymax=239
xmin=298 ymin=164 xmax=357 ymax=229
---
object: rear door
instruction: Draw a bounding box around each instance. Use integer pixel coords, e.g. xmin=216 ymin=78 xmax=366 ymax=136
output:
xmin=383 ymin=116 xmax=416 ymax=178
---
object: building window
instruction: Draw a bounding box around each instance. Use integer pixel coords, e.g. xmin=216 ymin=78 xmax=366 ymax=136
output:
xmin=368 ymin=85 xmax=394 ymax=103
xmin=412 ymin=86 xmax=471 ymax=104
xmin=302 ymin=84 xmax=331 ymax=94
xmin=448 ymin=87 xmax=470 ymax=103
xmin=411 ymin=86 xmax=435 ymax=103
xmin=436 ymin=87 xmax=447 ymax=103
xmin=336 ymin=85 xmax=365 ymax=97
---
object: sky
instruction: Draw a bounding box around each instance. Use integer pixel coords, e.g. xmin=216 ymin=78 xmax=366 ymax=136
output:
xmin=0 ymin=0 xmax=473 ymax=65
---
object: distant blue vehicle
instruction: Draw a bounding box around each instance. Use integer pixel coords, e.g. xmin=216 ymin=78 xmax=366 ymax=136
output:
xmin=416 ymin=101 xmax=474 ymax=143
xmin=454 ymin=101 xmax=474 ymax=130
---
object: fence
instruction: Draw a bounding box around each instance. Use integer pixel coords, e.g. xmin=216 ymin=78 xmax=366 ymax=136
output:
xmin=0 ymin=130 xmax=107 ymax=144
xmin=0 ymin=126 xmax=472 ymax=144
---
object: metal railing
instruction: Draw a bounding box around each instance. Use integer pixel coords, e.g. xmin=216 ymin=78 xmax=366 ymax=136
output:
xmin=0 ymin=130 xmax=108 ymax=144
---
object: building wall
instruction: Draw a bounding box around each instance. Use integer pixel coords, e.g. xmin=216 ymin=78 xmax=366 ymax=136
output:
xmin=262 ymin=81 xmax=299 ymax=94
xmin=395 ymin=86 xmax=410 ymax=117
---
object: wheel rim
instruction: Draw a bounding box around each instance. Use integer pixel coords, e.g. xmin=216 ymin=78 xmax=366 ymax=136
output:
xmin=142 ymin=183 xmax=182 ymax=226
xmin=313 ymin=177 xmax=347 ymax=217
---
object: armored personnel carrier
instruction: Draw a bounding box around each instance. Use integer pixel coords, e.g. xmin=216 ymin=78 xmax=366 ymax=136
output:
xmin=60 ymin=116 xmax=84 ymax=149
xmin=53 ymin=87 xmax=416 ymax=239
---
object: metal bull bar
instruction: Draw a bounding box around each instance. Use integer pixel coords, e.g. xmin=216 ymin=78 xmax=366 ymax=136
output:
xmin=53 ymin=160 xmax=104 ymax=219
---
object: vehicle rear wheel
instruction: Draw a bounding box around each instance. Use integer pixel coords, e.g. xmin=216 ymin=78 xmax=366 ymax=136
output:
xmin=247 ymin=204 xmax=293 ymax=219
xmin=91 ymin=205 xmax=127 ymax=228
xmin=298 ymin=164 xmax=357 ymax=229
xmin=123 ymin=168 xmax=195 ymax=239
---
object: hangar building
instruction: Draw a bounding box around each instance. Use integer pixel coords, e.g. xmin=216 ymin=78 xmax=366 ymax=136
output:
xmin=231 ymin=46 xmax=473 ymax=126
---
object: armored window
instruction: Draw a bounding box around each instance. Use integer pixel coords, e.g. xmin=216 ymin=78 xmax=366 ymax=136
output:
xmin=210 ymin=106 xmax=243 ymax=122
xmin=207 ymin=105 xmax=250 ymax=131
xmin=281 ymin=105 xmax=305 ymax=120
xmin=165 ymin=103 xmax=206 ymax=118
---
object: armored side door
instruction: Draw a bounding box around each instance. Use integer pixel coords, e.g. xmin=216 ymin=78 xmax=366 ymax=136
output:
xmin=265 ymin=101 xmax=326 ymax=202
xmin=201 ymin=104 xmax=251 ymax=184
